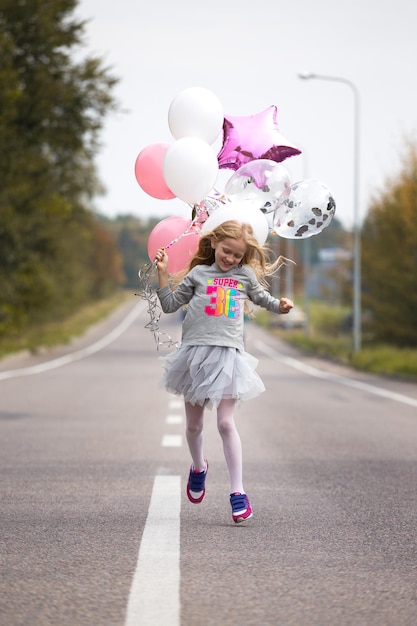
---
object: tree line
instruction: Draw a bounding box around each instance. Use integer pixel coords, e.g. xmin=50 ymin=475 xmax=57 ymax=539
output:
xmin=1 ymin=0 xmax=416 ymax=348
xmin=361 ymin=142 xmax=417 ymax=346
xmin=0 ymin=0 xmax=123 ymax=342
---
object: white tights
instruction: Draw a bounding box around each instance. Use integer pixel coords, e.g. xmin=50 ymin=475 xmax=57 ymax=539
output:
xmin=185 ymin=398 xmax=244 ymax=494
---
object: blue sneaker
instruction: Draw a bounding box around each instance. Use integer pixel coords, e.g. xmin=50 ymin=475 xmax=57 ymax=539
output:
xmin=186 ymin=460 xmax=208 ymax=503
xmin=230 ymin=492 xmax=253 ymax=523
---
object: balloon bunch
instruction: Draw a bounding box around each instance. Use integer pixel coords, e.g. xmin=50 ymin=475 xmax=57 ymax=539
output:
xmin=135 ymin=87 xmax=336 ymax=348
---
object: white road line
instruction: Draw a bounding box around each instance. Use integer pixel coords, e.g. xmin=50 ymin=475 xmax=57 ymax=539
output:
xmin=255 ymin=339 xmax=417 ymax=408
xmin=162 ymin=434 xmax=183 ymax=447
xmin=0 ymin=301 xmax=146 ymax=381
xmin=169 ymin=398 xmax=183 ymax=409
xmin=124 ymin=475 xmax=181 ymax=626
xmin=166 ymin=414 xmax=183 ymax=425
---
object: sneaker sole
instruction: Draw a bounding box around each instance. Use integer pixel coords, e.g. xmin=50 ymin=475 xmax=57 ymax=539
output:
xmin=233 ymin=510 xmax=253 ymax=524
xmin=187 ymin=487 xmax=206 ymax=503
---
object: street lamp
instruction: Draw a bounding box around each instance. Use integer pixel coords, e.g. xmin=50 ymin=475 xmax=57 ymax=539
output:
xmin=298 ymin=71 xmax=361 ymax=352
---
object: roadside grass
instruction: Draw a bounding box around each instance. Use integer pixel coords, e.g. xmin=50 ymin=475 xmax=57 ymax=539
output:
xmin=0 ymin=290 xmax=132 ymax=360
xmin=351 ymin=346 xmax=417 ymax=380
xmin=255 ymin=301 xmax=417 ymax=381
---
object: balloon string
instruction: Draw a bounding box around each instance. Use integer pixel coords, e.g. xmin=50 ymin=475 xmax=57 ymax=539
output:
xmin=164 ymin=222 xmax=196 ymax=251
xmin=136 ymin=261 xmax=179 ymax=350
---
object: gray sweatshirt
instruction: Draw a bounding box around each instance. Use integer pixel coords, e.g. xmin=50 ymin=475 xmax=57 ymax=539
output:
xmin=157 ymin=263 xmax=281 ymax=351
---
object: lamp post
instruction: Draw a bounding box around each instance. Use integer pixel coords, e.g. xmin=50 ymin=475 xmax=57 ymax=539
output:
xmin=298 ymin=72 xmax=361 ymax=352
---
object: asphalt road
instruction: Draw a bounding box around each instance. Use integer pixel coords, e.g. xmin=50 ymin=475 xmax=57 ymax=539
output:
xmin=1 ymin=299 xmax=417 ymax=626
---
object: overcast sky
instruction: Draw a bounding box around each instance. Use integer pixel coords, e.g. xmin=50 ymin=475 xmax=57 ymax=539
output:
xmin=76 ymin=0 xmax=416 ymax=229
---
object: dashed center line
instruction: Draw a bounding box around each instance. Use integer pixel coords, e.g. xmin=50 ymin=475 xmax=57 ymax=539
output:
xmin=164 ymin=395 xmax=184 ymax=447
xmin=166 ymin=414 xmax=183 ymax=425
xmin=126 ymin=397 xmax=183 ymax=622
xmin=169 ymin=398 xmax=183 ymax=410
xmin=124 ymin=475 xmax=181 ymax=626
xmin=162 ymin=434 xmax=182 ymax=447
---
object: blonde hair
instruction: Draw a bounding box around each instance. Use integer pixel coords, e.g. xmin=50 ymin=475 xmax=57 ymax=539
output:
xmin=174 ymin=219 xmax=290 ymax=292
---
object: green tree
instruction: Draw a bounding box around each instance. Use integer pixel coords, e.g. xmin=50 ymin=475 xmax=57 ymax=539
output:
xmin=361 ymin=141 xmax=417 ymax=346
xmin=0 ymin=0 xmax=120 ymax=339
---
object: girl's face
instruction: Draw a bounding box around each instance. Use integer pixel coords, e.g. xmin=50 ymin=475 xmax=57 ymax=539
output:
xmin=211 ymin=237 xmax=247 ymax=272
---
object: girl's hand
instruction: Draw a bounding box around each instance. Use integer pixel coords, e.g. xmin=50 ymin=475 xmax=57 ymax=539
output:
xmin=155 ymin=248 xmax=168 ymax=272
xmin=155 ymin=248 xmax=169 ymax=289
xmin=278 ymin=297 xmax=294 ymax=314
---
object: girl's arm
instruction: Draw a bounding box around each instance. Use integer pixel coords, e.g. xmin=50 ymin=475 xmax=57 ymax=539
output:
xmin=155 ymin=248 xmax=194 ymax=313
xmin=246 ymin=270 xmax=293 ymax=314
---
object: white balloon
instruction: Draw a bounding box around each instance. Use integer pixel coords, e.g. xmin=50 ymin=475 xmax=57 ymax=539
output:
xmin=201 ymin=199 xmax=269 ymax=245
xmin=168 ymin=87 xmax=224 ymax=145
xmin=163 ymin=137 xmax=219 ymax=206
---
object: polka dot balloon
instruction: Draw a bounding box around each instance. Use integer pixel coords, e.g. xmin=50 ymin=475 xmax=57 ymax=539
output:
xmin=272 ymin=179 xmax=336 ymax=239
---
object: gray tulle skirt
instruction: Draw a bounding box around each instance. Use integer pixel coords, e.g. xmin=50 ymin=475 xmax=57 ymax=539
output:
xmin=160 ymin=344 xmax=265 ymax=409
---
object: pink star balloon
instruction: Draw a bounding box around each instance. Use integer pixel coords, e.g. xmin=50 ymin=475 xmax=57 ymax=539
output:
xmin=217 ymin=105 xmax=301 ymax=171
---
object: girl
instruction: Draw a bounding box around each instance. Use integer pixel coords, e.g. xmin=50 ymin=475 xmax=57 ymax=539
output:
xmin=155 ymin=219 xmax=293 ymax=523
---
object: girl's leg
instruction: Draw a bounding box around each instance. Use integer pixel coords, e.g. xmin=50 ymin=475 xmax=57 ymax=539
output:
xmin=217 ymin=398 xmax=244 ymax=494
xmin=184 ymin=401 xmax=206 ymax=472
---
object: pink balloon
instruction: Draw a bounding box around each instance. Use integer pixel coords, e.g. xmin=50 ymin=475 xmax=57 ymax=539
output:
xmin=148 ymin=216 xmax=201 ymax=274
xmin=217 ymin=106 xmax=302 ymax=171
xmin=135 ymin=143 xmax=176 ymax=200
